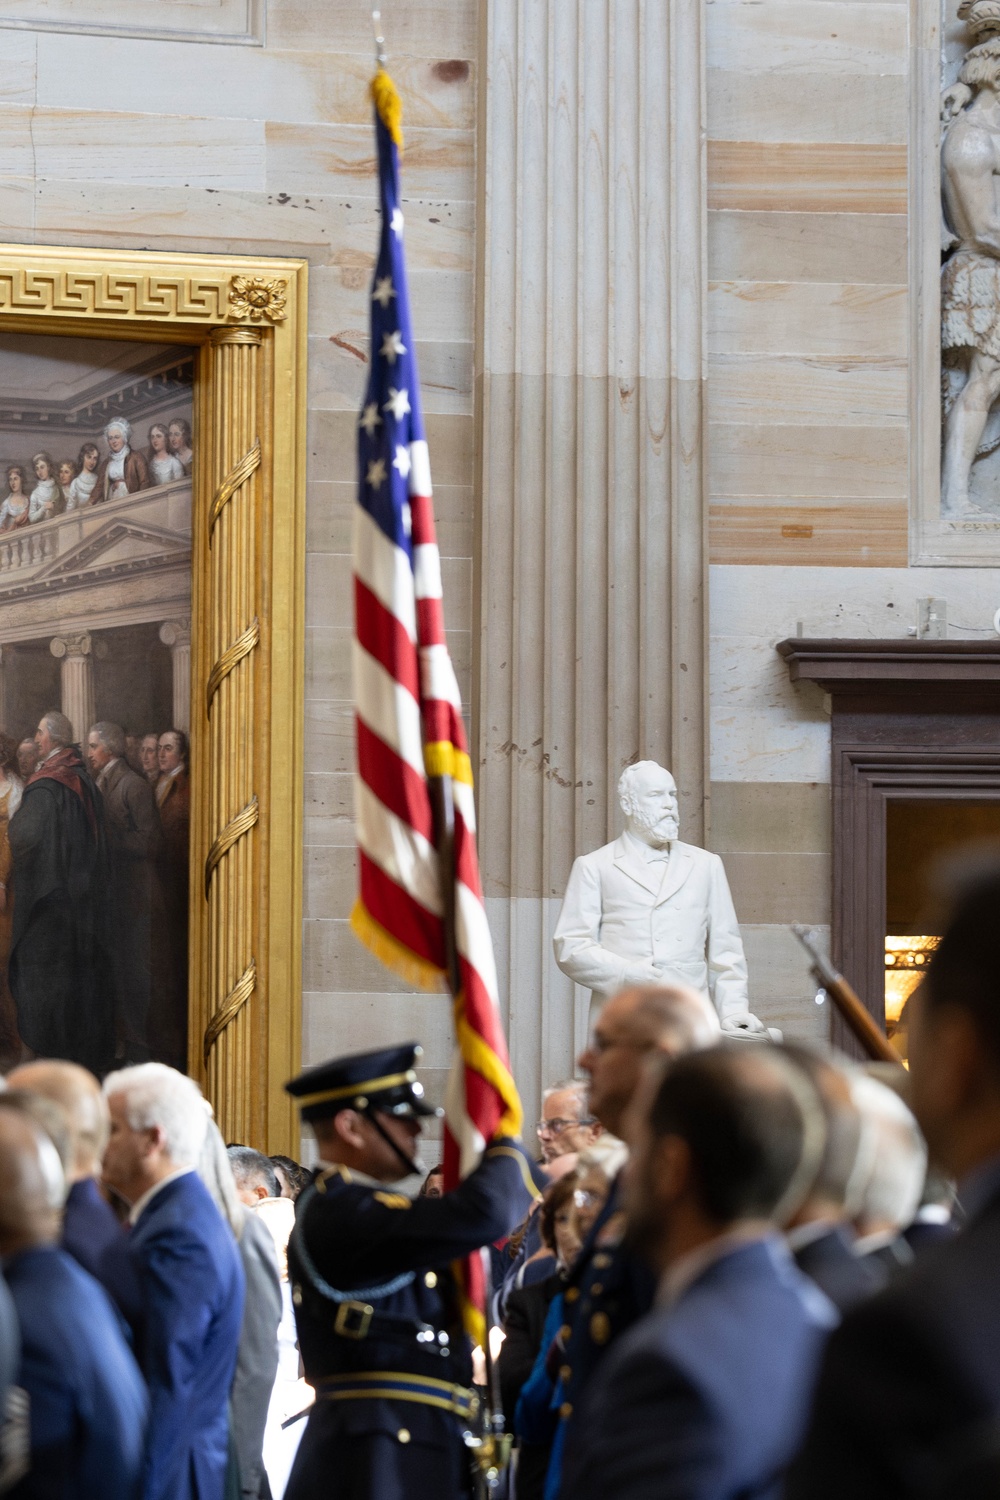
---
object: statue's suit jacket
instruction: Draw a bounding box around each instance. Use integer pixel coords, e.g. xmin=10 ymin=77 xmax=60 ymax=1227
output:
xmin=552 ymin=835 xmax=748 ymax=1020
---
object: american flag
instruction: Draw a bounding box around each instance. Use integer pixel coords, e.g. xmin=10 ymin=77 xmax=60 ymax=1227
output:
xmin=350 ymin=70 xmax=523 ymax=1332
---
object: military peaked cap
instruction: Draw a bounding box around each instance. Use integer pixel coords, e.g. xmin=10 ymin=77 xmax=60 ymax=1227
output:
xmin=284 ymin=1042 xmax=442 ymax=1123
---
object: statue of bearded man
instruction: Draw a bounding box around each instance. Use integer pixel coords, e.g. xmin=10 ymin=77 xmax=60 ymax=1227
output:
xmin=553 ymin=761 xmax=766 ymax=1036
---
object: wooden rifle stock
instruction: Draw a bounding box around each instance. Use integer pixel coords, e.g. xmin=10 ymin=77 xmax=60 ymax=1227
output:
xmin=791 ymin=925 xmax=902 ymax=1067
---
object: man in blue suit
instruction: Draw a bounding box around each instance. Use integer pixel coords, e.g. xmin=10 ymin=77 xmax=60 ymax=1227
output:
xmin=0 ymin=1107 xmax=148 ymax=1498
xmin=788 ymin=866 xmax=1000 ymax=1497
xmin=6 ymin=1059 xmax=140 ymax=1322
xmin=561 ymin=1047 xmax=837 ymax=1500
xmin=102 ymin=1063 xmax=245 ymax=1500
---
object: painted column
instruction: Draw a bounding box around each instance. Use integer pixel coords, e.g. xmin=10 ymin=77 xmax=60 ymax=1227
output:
xmin=50 ymin=632 xmax=95 ymax=743
xmin=476 ymin=0 xmax=709 ymax=1111
xmin=159 ymin=618 xmax=192 ymax=734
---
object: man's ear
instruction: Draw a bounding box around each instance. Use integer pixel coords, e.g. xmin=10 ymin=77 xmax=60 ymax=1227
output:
xmin=652 ymin=1133 xmax=691 ymax=1204
xmin=333 ymin=1109 xmax=368 ymax=1150
xmin=143 ymin=1123 xmax=168 ymax=1159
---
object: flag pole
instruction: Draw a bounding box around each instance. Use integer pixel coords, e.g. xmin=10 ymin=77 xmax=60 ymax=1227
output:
xmin=371 ymin=8 xmax=387 ymax=68
xmin=429 ymin=775 xmax=462 ymax=999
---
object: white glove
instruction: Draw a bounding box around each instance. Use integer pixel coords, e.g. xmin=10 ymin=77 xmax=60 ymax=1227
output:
xmin=720 ymin=1011 xmax=768 ymax=1036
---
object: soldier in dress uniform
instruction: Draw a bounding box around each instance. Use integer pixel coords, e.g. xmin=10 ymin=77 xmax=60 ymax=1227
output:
xmin=284 ymin=1042 xmax=539 ymax=1500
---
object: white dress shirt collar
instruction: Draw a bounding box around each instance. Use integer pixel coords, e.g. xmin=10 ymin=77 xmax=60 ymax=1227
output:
xmin=128 ymin=1166 xmax=195 ymax=1226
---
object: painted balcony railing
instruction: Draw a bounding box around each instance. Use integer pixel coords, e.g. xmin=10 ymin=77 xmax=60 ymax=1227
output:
xmin=0 ymin=477 xmax=191 ymax=587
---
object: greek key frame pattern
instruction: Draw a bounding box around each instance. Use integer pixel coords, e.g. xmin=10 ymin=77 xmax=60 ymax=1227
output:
xmin=0 ymin=270 xmax=231 ymax=322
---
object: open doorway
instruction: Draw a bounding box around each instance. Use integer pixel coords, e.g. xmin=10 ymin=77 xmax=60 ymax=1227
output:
xmin=885 ymin=801 xmax=1000 ymax=1062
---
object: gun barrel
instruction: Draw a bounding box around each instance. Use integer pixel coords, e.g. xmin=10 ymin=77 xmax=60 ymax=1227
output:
xmin=791 ymin=925 xmax=901 ymax=1067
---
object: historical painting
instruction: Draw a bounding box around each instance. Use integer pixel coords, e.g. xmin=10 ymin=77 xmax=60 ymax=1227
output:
xmin=0 ymin=331 xmax=194 ymax=1075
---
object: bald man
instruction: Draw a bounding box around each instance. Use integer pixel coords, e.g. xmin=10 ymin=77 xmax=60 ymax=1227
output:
xmin=556 ymin=984 xmax=722 ymax=1476
xmin=7 ymin=1060 xmax=133 ymax=1314
xmin=0 ymin=1109 xmax=147 ymax=1498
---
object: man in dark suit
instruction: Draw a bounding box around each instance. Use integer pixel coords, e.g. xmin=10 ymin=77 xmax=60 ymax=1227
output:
xmin=102 ymin=1062 xmax=245 ymax=1500
xmin=152 ymin=731 xmax=189 ymax=1070
xmin=283 ymin=1042 xmax=540 ymax=1500
xmin=561 ymin=1048 xmax=837 ymax=1500
xmin=0 ymin=1106 xmax=148 ymax=1499
xmin=87 ymin=722 xmax=163 ymax=1065
xmin=788 ymin=866 xmax=1000 ymax=1498
xmin=556 ymin=985 xmax=721 ymax=1471
xmin=6 ymin=1059 xmax=136 ymax=1316
xmin=781 ymin=1046 xmax=887 ymax=1313
xmin=8 ymin=710 xmax=114 ymax=1074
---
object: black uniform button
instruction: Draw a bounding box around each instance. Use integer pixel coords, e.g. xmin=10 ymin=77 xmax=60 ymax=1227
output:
xmin=397 ymin=1428 xmax=411 ymax=1444
xmin=564 ymin=1287 xmax=580 ymax=1304
xmin=424 ymin=1271 xmax=438 ymax=1288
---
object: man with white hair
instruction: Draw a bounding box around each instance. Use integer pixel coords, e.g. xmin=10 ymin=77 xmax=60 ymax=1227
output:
xmin=553 ymin=760 xmax=763 ymax=1034
xmin=848 ymin=1072 xmax=928 ymax=1278
xmin=537 ymin=1078 xmax=602 ymax=1170
xmin=96 ymin=417 xmax=151 ymax=502
xmin=8 ymin=709 xmax=113 ymax=1074
xmin=102 ymin=1063 xmax=245 ymax=1500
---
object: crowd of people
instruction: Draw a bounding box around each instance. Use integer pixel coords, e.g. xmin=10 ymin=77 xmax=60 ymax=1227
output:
xmin=0 ymin=865 xmax=995 ymax=1499
xmin=0 ymin=415 xmax=193 ymax=531
xmin=0 ymin=713 xmax=190 ymax=1075
xmin=0 ymin=1056 xmax=315 ymax=1500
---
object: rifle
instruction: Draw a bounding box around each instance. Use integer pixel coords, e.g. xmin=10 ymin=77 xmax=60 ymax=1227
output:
xmin=792 ymin=925 xmax=903 ymax=1067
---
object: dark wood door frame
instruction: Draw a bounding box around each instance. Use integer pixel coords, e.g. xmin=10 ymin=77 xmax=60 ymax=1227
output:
xmin=777 ymin=640 xmax=1000 ymax=1055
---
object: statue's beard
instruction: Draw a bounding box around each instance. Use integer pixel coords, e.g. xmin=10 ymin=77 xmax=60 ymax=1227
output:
xmin=630 ymin=807 xmax=679 ymax=847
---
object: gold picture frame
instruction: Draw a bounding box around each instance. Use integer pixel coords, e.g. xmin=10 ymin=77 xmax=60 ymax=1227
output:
xmin=0 ymin=242 xmax=307 ymax=1152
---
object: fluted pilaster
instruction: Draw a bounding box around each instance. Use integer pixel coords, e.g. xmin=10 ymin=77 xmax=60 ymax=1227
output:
xmin=195 ymin=327 xmax=262 ymax=1141
xmin=476 ymin=0 xmax=708 ymax=1108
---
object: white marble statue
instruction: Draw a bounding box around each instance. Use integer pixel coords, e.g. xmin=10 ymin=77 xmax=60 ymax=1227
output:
xmin=553 ymin=760 xmax=764 ymax=1036
xmin=941 ymin=1 xmax=1000 ymax=515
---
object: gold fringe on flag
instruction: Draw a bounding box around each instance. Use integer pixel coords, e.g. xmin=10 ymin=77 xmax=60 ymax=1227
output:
xmin=453 ymin=997 xmax=524 ymax=1139
xmin=350 ymin=898 xmax=444 ymax=992
xmin=370 ymin=67 xmax=404 ymax=149
xmin=423 ymin=741 xmax=473 ymax=785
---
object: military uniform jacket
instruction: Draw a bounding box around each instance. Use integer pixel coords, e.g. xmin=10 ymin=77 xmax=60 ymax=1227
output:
xmin=286 ymin=1138 xmax=537 ymax=1500
xmin=556 ymin=1172 xmax=656 ymax=1482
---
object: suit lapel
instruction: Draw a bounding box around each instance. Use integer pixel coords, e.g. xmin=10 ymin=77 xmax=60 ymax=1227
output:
xmin=612 ymin=834 xmax=662 ymax=899
xmin=655 ymin=844 xmax=694 ymax=906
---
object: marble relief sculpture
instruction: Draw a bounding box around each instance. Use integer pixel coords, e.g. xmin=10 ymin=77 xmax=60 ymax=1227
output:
xmin=553 ymin=761 xmax=767 ymax=1036
xmin=941 ymin=0 xmax=1000 ymax=516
